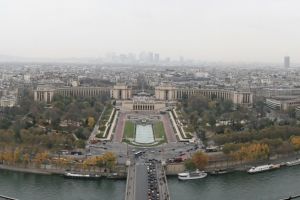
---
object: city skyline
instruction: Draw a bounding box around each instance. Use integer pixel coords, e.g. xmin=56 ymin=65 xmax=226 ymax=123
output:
xmin=1 ymin=0 xmax=300 ymax=63
xmin=0 ymin=52 xmax=297 ymax=68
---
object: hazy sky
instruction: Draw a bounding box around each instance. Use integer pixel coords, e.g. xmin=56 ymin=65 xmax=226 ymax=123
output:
xmin=1 ymin=0 xmax=300 ymax=62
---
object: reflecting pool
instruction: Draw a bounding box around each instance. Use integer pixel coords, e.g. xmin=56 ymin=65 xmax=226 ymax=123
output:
xmin=135 ymin=124 xmax=155 ymax=143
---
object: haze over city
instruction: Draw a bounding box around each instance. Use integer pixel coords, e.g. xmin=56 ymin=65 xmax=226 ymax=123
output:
xmin=2 ymin=1 xmax=300 ymax=200
xmin=1 ymin=0 xmax=300 ymax=63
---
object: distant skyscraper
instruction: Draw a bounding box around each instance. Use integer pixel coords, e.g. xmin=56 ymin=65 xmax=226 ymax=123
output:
xmin=179 ymin=56 xmax=184 ymax=63
xmin=154 ymin=53 xmax=160 ymax=62
xmin=148 ymin=52 xmax=154 ymax=62
xmin=284 ymin=56 xmax=290 ymax=68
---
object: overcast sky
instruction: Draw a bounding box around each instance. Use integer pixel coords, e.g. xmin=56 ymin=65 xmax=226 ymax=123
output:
xmin=0 ymin=0 xmax=300 ymax=62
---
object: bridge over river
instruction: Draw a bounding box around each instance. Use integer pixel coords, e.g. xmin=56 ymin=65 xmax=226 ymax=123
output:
xmin=125 ymin=160 xmax=171 ymax=200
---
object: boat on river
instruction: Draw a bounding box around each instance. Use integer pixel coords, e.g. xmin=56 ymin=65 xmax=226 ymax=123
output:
xmin=107 ymin=173 xmax=126 ymax=180
xmin=63 ymin=172 xmax=101 ymax=179
xmin=247 ymin=164 xmax=280 ymax=174
xmin=178 ymin=170 xmax=207 ymax=180
xmin=210 ymin=169 xmax=230 ymax=175
xmin=286 ymin=158 xmax=300 ymax=167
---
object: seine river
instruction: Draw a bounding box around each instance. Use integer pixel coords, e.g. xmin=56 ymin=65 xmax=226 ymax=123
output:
xmin=1 ymin=166 xmax=300 ymax=200
xmin=0 ymin=170 xmax=125 ymax=200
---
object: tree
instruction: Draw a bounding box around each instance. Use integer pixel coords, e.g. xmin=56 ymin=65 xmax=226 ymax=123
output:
xmin=287 ymin=107 xmax=296 ymax=118
xmin=189 ymin=111 xmax=199 ymax=129
xmin=75 ymin=139 xmax=86 ymax=149
xmin=186 ymin=95 xmax=209 ymax=114
xmin=13 ymin=127 xmax=22 ymax=143
xmin=290 ymin=136 xmax=300 ymax=151
xmin=87 ymin=117 xmax=95 ymax=129
xmin=255 ymin=99 xmax=265 ymax=116
xmin=276 ymin=141 xmax=294 ymax=154
xmin=23 ymin=153 xmax=30 ymax=166
xmin=231 ymin=143 xmax=270 ymax=161
xmin=216 ymin=99 xmax=233 ymax=114
xmin=33 ymin=152 xmax=49 ymax=166
xmin=102 ymin=152 xmax=117 ymax=170
xmin=202 ymin=111 xmax=216 ymax=127
xmin=191 ymin=151 xmax=208 ymax=170
xmin=13 ymin=148 xmax=21 ymax=164
xmin=0 ymin=118 xmax=12 ymax=129
xmin=184 ymin=159 xmax=196 ymax=170
xmin=222 ymin=143 xmax=241 ymax=154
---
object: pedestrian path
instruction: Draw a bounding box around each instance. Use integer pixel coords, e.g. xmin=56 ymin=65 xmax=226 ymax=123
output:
xmin=113 ymin=113 xmax=126 ymax=142
xmin=162 ymin=115 xmax=177 ymax=143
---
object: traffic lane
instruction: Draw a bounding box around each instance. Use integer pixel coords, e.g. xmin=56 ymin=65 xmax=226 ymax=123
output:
xmin=135 ymin=164 xmax=148 ymax=200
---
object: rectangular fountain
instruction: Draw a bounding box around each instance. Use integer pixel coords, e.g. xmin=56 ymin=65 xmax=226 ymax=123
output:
xmin=135 ymin=124 xmax=155 ymax=144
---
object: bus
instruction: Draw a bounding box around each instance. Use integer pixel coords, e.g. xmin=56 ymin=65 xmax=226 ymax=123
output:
xmin=134 ymin=151 xmax=143 ymax=158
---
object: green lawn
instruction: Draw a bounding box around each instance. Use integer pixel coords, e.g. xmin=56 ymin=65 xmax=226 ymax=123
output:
xmin=153 ymin=122 xmax=166 ymax=139
xmin=102 ymin=106 xmax=113 ymax=122
xmin=99 ymin=106 xmax=114 ymax=127
xmin=123 ymin=121 xmax=135 ymax=139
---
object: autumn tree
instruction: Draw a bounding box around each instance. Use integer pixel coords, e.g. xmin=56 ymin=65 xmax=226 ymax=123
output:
xmin=191 ymin=151 xmax=208 ymax=170
xmin=231 ymin=143 xmax=270 ymax=161
xmin=23 ymin=153 xmax=30 ymax=167
xmin=290 ymin=136 xmax=300 ymax=151
xmin=33 ymin=152 xmax=49 ymax=166
xmin=102 ymin=152 xmax=117 ymax=170
xmin=13 ymin=148 xmax=21 ymax=164
xmin=87 ymin=117 xmax=95 ymax=129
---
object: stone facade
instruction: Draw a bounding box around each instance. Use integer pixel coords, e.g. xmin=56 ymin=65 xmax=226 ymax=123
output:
xmin=55 ymin=87 xmax=110 ymax=97
xmin=34 ymin=85 xmax=110 ymax=103
xmin=111 ymin=84 xmax=132 ymax=100
xmin=155 ymin=84 xmax=253 ymax=106
xmin=34 ymin=83 xmax=253 ymax=106
xmin=266 ymin=97 xmax=300 ymax=111
xmin=120 ymin=99 xmax=166 ymax=111
xmin=34 ymin=85 xmax=55 ymax=103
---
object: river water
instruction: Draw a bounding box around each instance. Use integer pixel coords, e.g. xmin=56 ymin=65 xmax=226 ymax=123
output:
xmin=1 ymin=166 xmax=300 ymax=200
xmin=0 ymin=170 xmax=125 ymax=200
xmin=168 ymin=166 xmax=300 ymax=200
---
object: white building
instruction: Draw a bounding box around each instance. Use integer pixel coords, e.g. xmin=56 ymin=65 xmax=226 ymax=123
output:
xmin=0 ymin=95 xmax=17 ymax=107
xmin=266 ymin=96 xmax=300 ymax=111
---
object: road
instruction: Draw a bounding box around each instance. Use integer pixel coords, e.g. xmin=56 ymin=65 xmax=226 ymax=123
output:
xmin=87 ymin=140 xmax=202 ymax=165
xmin=135 ymin=163 xmax=148 ymax=200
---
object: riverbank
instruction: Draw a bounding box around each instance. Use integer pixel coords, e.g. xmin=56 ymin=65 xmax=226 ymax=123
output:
xmin=1 ymin=152 xmax=300 ymax=179
xmin=166 ymin=152 xmax=300 ymax=175
xmin=0 ymin=164 xmax=63 ymax=175
xmin=0 ymin=164 xmax=127 ymax=179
